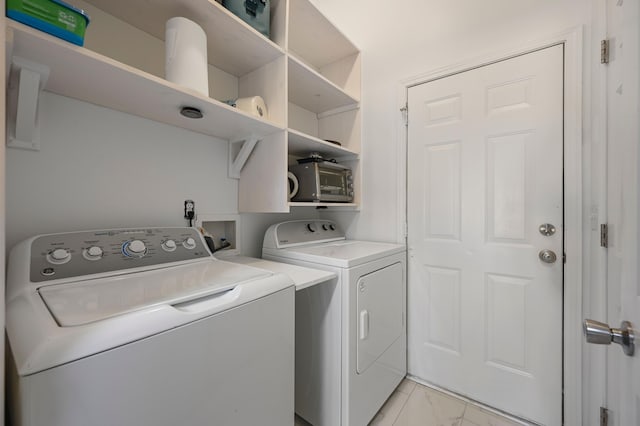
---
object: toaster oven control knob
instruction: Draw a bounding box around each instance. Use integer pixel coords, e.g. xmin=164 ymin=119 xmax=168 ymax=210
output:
xmin=306 ymin=223 xmax=317 ymax=233
xmin=183 ymin=237 xmax=197 ymax=250
xmin=47 ymin=248 xmax=71 ymax=264
xmin=123 ymin=240 xmax=147 ymax=258
xmin=83 ymin=246 xmax=103 ymax=261
xmin=161 ymin=239 xmax=177 ymax=252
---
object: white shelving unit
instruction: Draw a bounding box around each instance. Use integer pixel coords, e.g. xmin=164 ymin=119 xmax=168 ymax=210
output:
xmin=81 ymin=0 xmax=288 ymax=76
xmin=283 ymin=0 xmax=361 ymax=211
xmin=287 ymin=128 xmax=357 ymax=159
xmin=4 ymin=0 xmax=361 ymax=212
xmin=6 ymin=21 xmax=283 ymax=142
xmin=287 ymin=55 xmax=358 ymax=114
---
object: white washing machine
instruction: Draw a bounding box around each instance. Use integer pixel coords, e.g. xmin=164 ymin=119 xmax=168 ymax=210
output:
xmin=263 ymin=220 xmax=406 ymax=426
xmin=6 ymin=227 xmax=295 ymax=426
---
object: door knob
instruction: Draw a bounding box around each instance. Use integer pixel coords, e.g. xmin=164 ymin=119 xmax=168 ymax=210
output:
xmin=538 ymin=249 xmax=557 ymax=263
xmin=583 ymin=319 xmax=635 ymax=356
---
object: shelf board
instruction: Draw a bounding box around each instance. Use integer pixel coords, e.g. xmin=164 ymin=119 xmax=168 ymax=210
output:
xmin=289 ymin=202 xmax=358 ymax=208
xmin=287 ymin=128 xmax=357 ymax=158
xmin=288 ymin=55 xmax=358 ymax=114
xmin=288 ymin=0 xmax=358 ymax=69
xmin=6 ymin=21 xmax=284 ymax=142
xmin=83 ymin=0 xmax=284 ymax=76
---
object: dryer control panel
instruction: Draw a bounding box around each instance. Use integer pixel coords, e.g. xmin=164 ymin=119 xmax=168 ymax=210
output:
xmin=263 ymin=220 xmax=345 ymax=249
xmin=29 ymin=228 xmax=210 ymax=282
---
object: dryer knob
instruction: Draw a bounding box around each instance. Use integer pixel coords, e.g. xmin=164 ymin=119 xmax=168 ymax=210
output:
xmin=307 ymin=223 xmax=317 ymax=233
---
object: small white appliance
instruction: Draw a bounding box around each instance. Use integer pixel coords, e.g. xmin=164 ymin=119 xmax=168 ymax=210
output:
xmin=6 ymin=227 xmax=294 ymax=426
xmin=263 ymin=220 xmax=406 ymax=426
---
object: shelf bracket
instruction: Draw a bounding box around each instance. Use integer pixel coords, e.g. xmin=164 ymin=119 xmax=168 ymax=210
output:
xmin=228 ymin=137 xmax=260 ymax=179
xmin=7 ymin=56 xmax=50 ymax=151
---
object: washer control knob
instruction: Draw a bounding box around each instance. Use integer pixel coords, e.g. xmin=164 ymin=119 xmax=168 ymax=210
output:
xmin=329 ymin=224 xmax=336 ymax=231
xmin=183 ymin=237 xmax=197 ymax=250
xmin=322 ymin=224 xmax=329 ymax=231
xmin=123 ymin=240 xmax=147 ymax=258
xmin=162 ymin=239 xmax=177 ymax=252
xmin=306 ymin=223 xmax=317 ymax=233
xmin=48 ymin=248 xmax=71 ymax=264
xmin=83 ymin=246 xmax=103 ymax=261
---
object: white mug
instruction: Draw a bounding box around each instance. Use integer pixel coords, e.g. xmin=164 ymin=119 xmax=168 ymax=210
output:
xmin=287 ymin=172 xmax=299 ymax=200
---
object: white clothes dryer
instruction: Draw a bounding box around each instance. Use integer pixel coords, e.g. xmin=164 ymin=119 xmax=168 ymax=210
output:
xmin=263 ymin=220 xmax=406 ymax=426
xmin=6 ymin=227 xmax=295 ymax=426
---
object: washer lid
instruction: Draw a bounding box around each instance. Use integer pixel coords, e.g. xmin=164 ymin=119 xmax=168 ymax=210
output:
xmin=267 ymin=240 xmax=405 ymax=268
xmin=39 ymin=259 xmax=271 ymax=326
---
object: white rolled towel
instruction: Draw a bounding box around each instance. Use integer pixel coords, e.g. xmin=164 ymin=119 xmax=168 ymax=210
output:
xmin=235 ymin=96 xmax=268 ymax=118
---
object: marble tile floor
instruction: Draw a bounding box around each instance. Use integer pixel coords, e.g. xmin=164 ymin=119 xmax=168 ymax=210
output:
xmin=294 ymin=377 xmax=535 ymax=426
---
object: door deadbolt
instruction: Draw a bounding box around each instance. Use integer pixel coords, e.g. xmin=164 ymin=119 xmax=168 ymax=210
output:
xmin=539 ymin=223 xmax=556 ymax=236
xmin=538 ymin=249 xmax=557 ymax=264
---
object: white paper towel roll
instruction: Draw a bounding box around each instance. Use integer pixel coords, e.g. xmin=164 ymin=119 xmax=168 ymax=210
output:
xmin=165 ymin=17 xmax=209 ymax=96
xmin=235 ymin=96 xmax=268 ymax=118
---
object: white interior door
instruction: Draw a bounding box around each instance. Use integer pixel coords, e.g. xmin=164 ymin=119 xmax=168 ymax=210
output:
xmin=407 ymin=45 xmax=563 ymax=425
xmin=601 ymin=0 xmax=640 ymax=423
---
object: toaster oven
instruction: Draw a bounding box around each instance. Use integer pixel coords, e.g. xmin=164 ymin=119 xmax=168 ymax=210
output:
xmin=288 ymin=161 xmax=354 ymax=202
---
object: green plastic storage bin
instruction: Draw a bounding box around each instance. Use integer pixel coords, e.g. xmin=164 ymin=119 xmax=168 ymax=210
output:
xmin=6 ymin=0 xmax=90 ymax=46
xmin=222 ymin=0 xmax=270 ymax=38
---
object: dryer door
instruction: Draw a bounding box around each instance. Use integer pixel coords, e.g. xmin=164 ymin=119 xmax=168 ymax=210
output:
xmin=356 ymin=262 xmax=404 ymax=374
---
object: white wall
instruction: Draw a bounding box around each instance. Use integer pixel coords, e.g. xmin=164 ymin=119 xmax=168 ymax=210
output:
xmin=6 ymin=92 xmax=237 ymax=249
xmin=5 ymin=92 xmax=312 ymax=257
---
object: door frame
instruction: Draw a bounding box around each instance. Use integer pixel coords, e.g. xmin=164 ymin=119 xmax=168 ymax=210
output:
xmin=395 ymin=27 xmax=584 ymax=425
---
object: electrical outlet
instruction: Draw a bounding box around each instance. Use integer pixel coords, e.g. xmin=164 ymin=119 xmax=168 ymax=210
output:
xmin=184 ymin=200 xmax=195 ymax=219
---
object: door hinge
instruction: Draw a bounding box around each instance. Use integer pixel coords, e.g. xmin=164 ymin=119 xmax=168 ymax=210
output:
xmin=600 ymin=407 xmax=609 ymax=426
xmin=400 ymin=104 xmax=408 ymax=126
xmin=600 ymin=224 xmax=609 ymax=248
xmin=601 ymin=39 xmax=610 ymax=64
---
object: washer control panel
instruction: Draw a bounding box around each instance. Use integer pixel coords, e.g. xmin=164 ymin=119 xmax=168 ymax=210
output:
xmin=30 ymin=228 xmax=210 ymax=282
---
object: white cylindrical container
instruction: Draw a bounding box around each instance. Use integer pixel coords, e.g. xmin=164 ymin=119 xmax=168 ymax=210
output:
xmin=165 ymin=17 xmax=209 ymax=96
